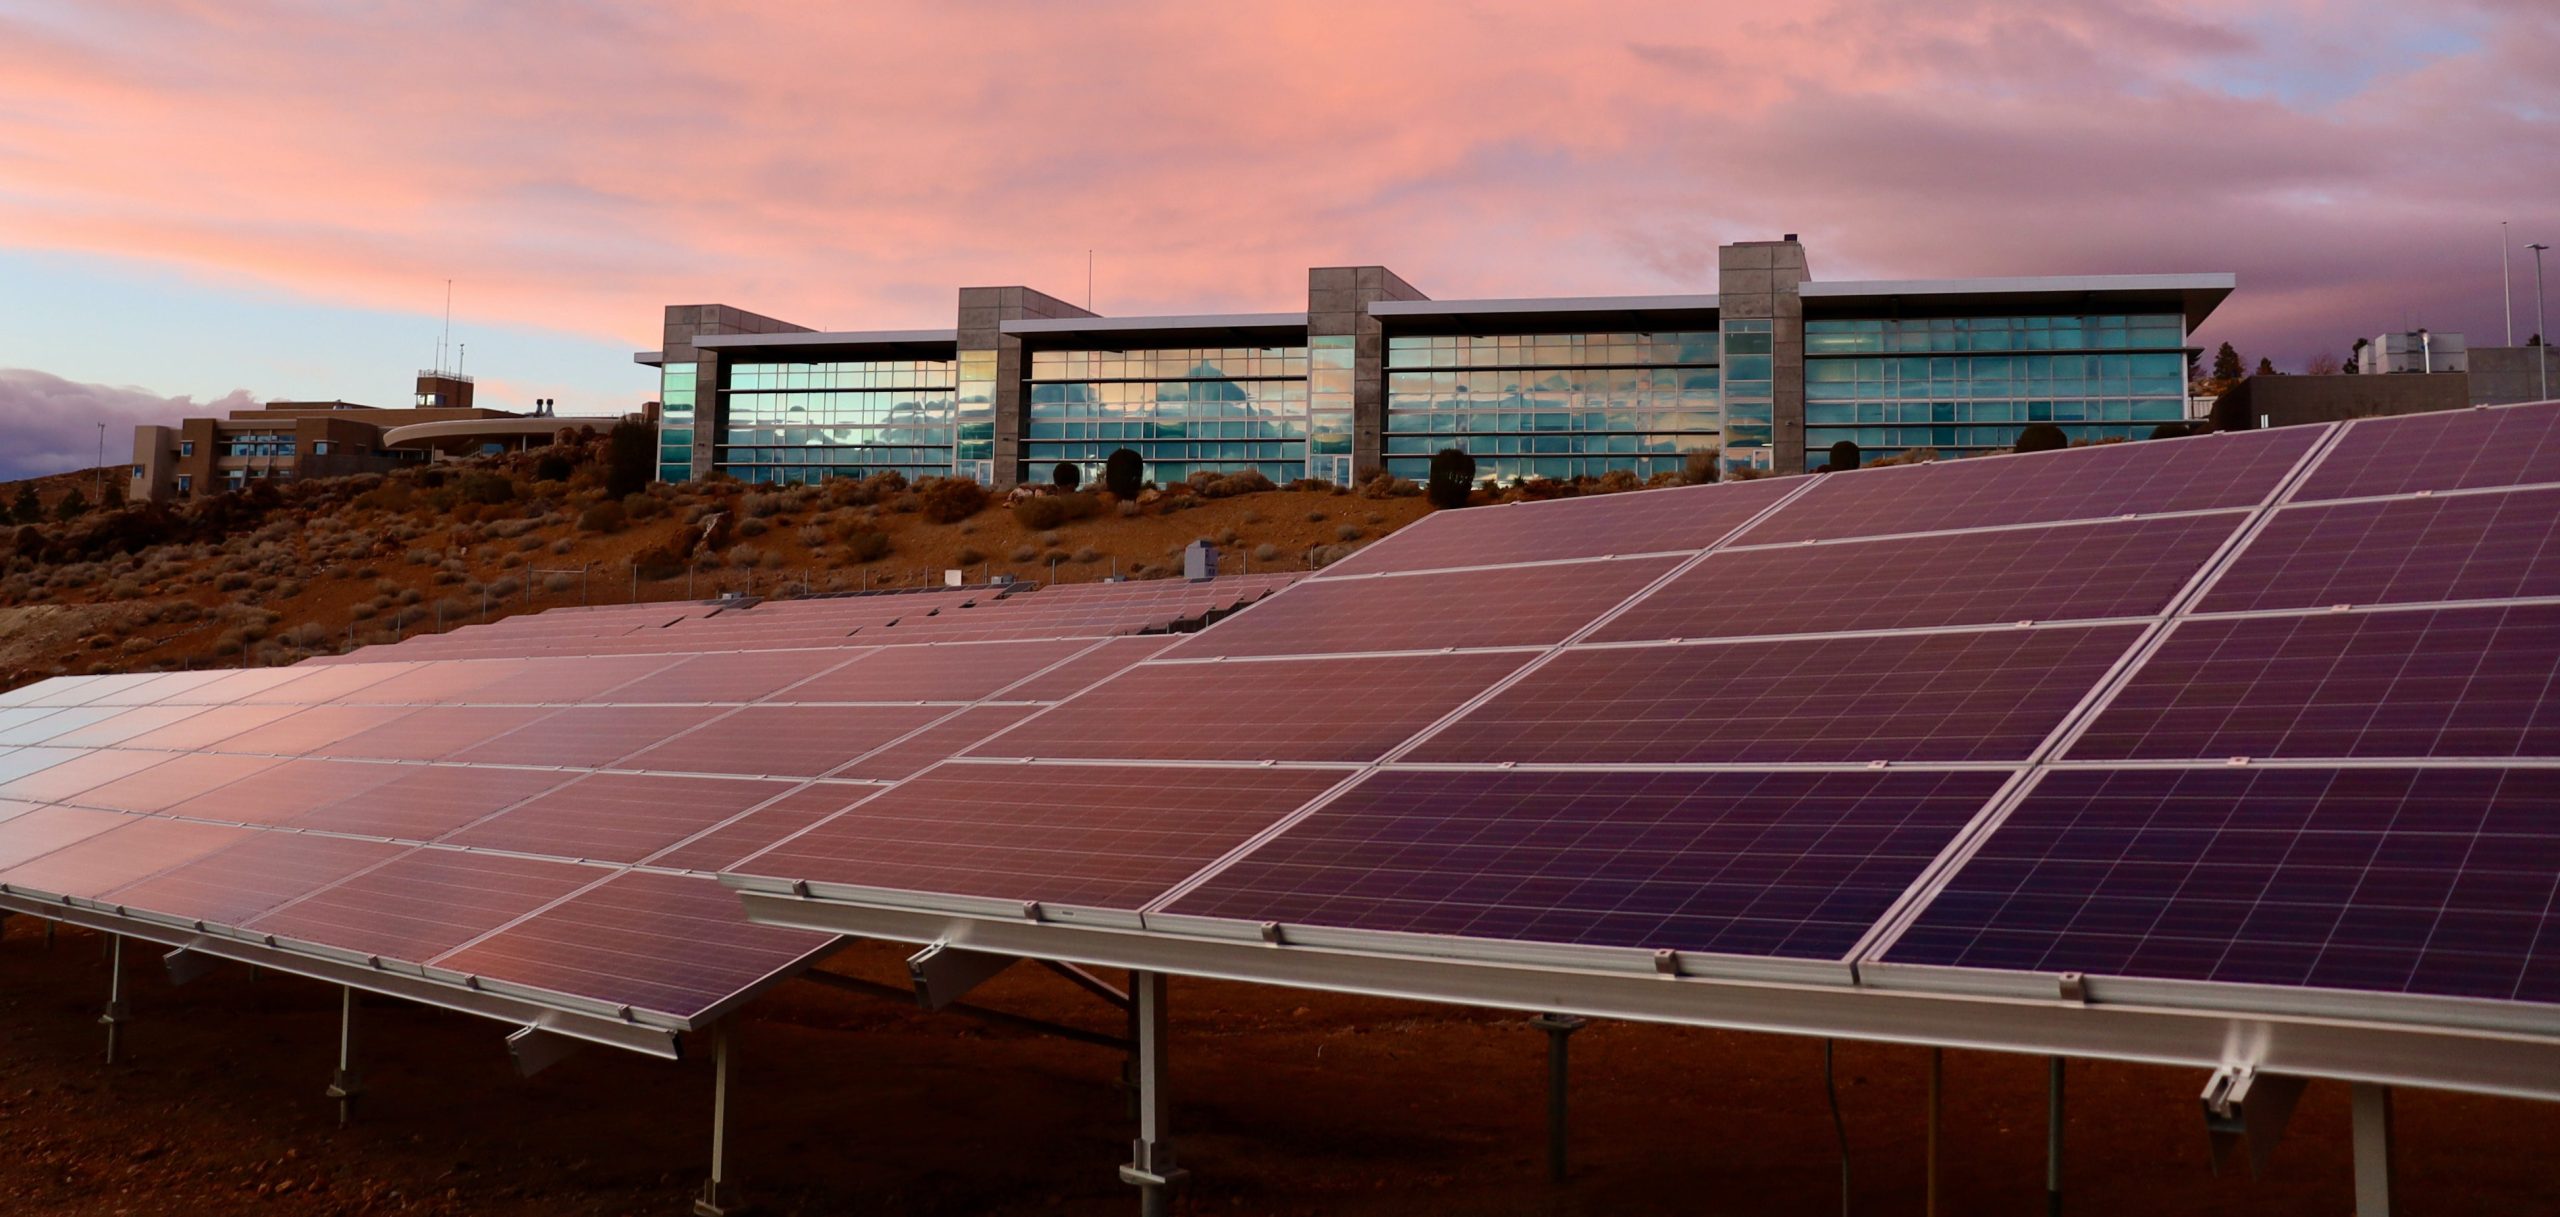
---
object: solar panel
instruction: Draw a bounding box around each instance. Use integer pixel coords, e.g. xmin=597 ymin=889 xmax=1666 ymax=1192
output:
xmin=0 ymin=816 xmax=252 ymax=900
xmin=0 ymin=805 xmax=143 ymax=872
xmin=2293 ymin=403 xmax=2560 ymax=501
xmin=615 ymin=705 xmax=945 ymax=778
xmin=1317 ymin=475 xmax=1804 ymax=577
xmin=599 ymin=649 xmax=869 ymax=704
xmin=214 ymin=704 xmax=418 ymax=756
xmin=999 ymin=636 xmax=1182 ymax=701
xmin=2197 ymin=488 xmax=2560 ymax=613
xmin=736 ymin=762 xmax=1351 ymax=909
xmin=830 ymin=705 xmax=1042 ymax=782
xmin=440 ymin=772 xmax=798 ymax=864
xmin=976 ymin=651 xmax=1531 ymax=763
xmin=284 ymin=763 xmax=572 ymax=841
xmin=1596 ymin=515 xmax=2241 ymax=643
xmin=1174 ymin=556 xmax=1679 ymax=658
xmin=161 ymin=757 xmax=411 ymax=826
xmin=244 ymin=849 xmax=604 ymax=964
xmin=102 ymin=832 xmax=408 ymax=926
xmin=430 ymin=871 xmax=833 ymax=1021
xmin=1741 ymin=427 xmax=2323 ymax=546
xmin=325 ymin=659 xmax=534 ymax=705
xmin=644 ymin=785 xmax=872 ymax=873
xmin=63 ymin=751 xmax=286 ymax=813
xmin=305 ymin=705 xmax=559 ymax=761
xmin=448 ymin=705 xmax=724 ymax=768
xmin=1411 ymin=626 xmax=2142 ymax=765
xmin=1163 ymin=768 xmax=2011 ymax=958
xmin=0 ymin=748 xmax=172 ymax=803
xmin=783 ymin=639 xmax=1094 ymax=703
xmin=1884 ymin=767 xmax=2560 ymax=1004
xmin=0 ymin=705 xmax=130 ymax=745
xmin=29 ymin=704 xmax=216 ymax=748
xmin=116 ymin=703 xmax=302 ymax=751
xmin=2069 ymin=604 xmax=2560 ymax=760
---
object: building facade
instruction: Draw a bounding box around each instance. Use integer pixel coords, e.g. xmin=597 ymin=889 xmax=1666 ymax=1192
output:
xmin=636 ymin=238 xmax=2230 ymax=486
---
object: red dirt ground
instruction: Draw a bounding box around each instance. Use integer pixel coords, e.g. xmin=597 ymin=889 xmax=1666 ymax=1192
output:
xmin=1 ymin=924 xmax=2551 ymax=1216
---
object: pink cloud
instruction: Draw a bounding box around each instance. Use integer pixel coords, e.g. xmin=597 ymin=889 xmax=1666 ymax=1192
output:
xmin=0 ymin=0 xmax=2553 ymax=370
xmin=0 ymin=369 xmax=257 ymax=480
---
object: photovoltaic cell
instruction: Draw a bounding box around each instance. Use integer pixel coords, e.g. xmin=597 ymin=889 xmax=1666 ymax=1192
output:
xmin=2294 ymin=404 xmax=2560 ymax=501
xmin=1597 ymin=515 xmax=2239 ymax=643
xmin=831 ymin=705 xmax=1042 ymax=782
xmin=1741 ymin=427 xmax=2322 ymax=545
xmin=328 ymin=659 xmax=533 ymax=705
xmin=104 ymin=832 xmax=407 ymax=927
xmin=645 ymin=784 xmax=871 ymax=873
xmin=0 ymin=749 xmax=173 ymax=803
xmin=440 ymin=772 xmax=797 ymax=863
xmin=285 ymin=763 xmax=572 ymax=841
xmin=233 ymin=663 xmax=408 ymax=705
xmin=1413 ymin=626 xmax=2142 ymax=765
xmin=31 ymin=704 xmax=216 ymax=748
xmin=1176 ymin=557 xmax=1679 ymax=659
xmin=117 ymin=703 xmax=302 ymax=751
xmin=0 ymin=705 xmax=127 ymax=745
xmin=2198 ymin=488 xmax=2560 ymax=613
xmin=161 ymin=758 xmax=411 ymax=826
xmin=979 ymin=651 xmax=1530 ymax=763
xmin=64 ymin=751 xmax=286 ymax=813
xmin=0 ymin=817 xmax=251 ymax=899
xmin=245 ymin=849 xmax=603 ymax=964
xmin=601 ymin=649 xmax=867 ymax=704
xmin=214 ymin=705 xmax=417 ymax=756
xmin=431 ymin=871 xmax=833 ymax=1021
xmin=734 ymin=762 xmax=1349 ymax=909
xmin=1886 ymin=768 xmax=2560 ymax=1004
xmin=1166 ymin=769 xmax=2010 ymax=958
xmin=1001 ymin=636 xmax=1182 ymax=702
xmin=449 ymin=705 xmax=724 ymax=769
xmin=616 ymin=705 xmax=945 ymax=778
xmin=2071 ymin=604 xmax=2560 ymax=760
xmin=0 ymin=805 xmax=137 ymax=872
xmin=783 ymin=639 xmax=1092 ymax=703
xmin=1319 ymin=475 xmax=1805 ymax=577
xmin=306 ymin=705 xmax=558 ymax=762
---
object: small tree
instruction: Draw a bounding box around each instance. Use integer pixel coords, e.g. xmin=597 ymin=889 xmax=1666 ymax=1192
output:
xmin=2211 ymin=342 xmax=2245 ymax=383
xmin=2255 ymin=357 xmax=2278 ymax=377
xmin=533 ymin=452 xmax=575 ymax=483
xmin=2015 ymin=423 xmax=2069 ymax=454
xmin=101 ymin=481 xmax=126 ymax=510
xmin=1681 ymin=448 xmax=1719 ymax=485
xmin=1426 ymin=447 xmax=1475 ymax=509
xmin=1104 ymin=448 xmax=1144 ymax=499
xmin=605 ymin=421 xmax=655 ymax=499
xmin=52 ymin=488 xmax=88 ymax=521
xmin=8 ymin=485 xmax=39 ymax=524
xmin=1827 ymin=440 xmax=1861 ymax=472
xmin=1052 ymin=461 xmax=1081 ymax=491
xmin=2305 ymin=352 xmax=2341 ymax=376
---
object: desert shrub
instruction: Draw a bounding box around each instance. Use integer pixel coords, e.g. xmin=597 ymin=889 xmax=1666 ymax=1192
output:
xmin=844 ymin=529 xmax=891 ymax=562
xmin=632 ymin=543 xmax=688 ymax=580
xmin=743 ymin=492 xmax=784 ymax=519
xmin=796 ymin=525 xmax=827 ymax=547
xmin=1304 ymin=511 xmax=1326 ymax=523
xmin=727 ymin=544 xmax=763 ymax=570
xmin=1009 ymin=544 xmax=1037 ymax=562
xmin=1254 ymin=543 xmax=1280 ymax=561
xmin=917 ymin=477 xmax=989 ymax=524
xmin=578 ymin=501 xmax=628 ymax=533
xmin=1427 ymin=448 xmax=1476 ymax=509
xmin=457 ymin=472 xmax=517 ymax=505
xmin=623 ymin=492 xmax=667 ymax=521
xmin=1593 ymin=469 xmax=1642 ymax=494
xmin=1336 ymin=524 xmax=1363 ymax=541
xmin=1104 ymin=448 xmax=1144 ymax=499
xmin=1072 ymin=546 xmax=1100 ymax=563
xmin=736 ymin=517 xmax=770 ymax=538
xmin=1202 ymin=469 xmax=1275 ymax=498
xmin=953 ymin=547 xmax=985 ymax=566
xmin=1011 ymin=492 xmax=1100 ymax=530
xmin=1358 ymin=473 xmax=1419 ymax=498
xmin=533 ymin=453 xmax=575 ymax=483
xmin=354 ymin=482 xmax=415 ymax=513
xmin=2015 ymin=424 xmax=2069 ymax=453
xmin=1682 ymin=449 xmax=1721 ymax=485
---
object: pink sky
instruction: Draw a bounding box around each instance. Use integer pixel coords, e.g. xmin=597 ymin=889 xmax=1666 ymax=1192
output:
xmin=2 ymin=0 xmax=2557 ymax=413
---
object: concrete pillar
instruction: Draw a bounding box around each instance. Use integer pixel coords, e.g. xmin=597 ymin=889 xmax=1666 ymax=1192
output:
xmin=1715 ymin=238 xmax=1811 ymax=473
xmin=957 ymin=285 xmax=1092 ymax=490
xmin=1307 ymin=266 xmax=1428 ymax=483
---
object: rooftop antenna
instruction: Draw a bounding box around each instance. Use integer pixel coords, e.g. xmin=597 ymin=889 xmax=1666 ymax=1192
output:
xmin=440 ymin=278 xmax=453 ymax=374
xmin=459 ymin=342 xmax=467 ymax=376
xmin=2504 ymin=221 xmax=2516 ymax=347
xmin=1087 ymin=249 xmax=1094 ymax=312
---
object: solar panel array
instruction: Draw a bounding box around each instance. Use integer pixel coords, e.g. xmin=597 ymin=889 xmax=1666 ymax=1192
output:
xmin=0 ymin=576 xmax=1294 ymax=1036
xmin=731 ymin=404 xmax=2560 ymax=1032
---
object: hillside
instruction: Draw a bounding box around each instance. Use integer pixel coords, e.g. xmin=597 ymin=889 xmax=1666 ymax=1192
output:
xmin=0 ymin=441 xmax=1444 ymax=692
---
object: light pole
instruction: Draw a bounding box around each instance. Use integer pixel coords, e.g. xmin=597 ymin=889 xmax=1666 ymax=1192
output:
xmin=95 ymin=422 xmax=105 ymax=499
xmin=2532 ymin=243 xmax=2551 ymax=403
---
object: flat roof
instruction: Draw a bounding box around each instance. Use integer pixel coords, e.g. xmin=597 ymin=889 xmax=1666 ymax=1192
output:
xmin=1801 ymin=273 xmax=2235 ymax=330
xmin=689 ymin=329 xmax=959 ymax=352
xmin=1370 ymin=294 xmax=1720 ymax=335
xmin=1002 ymin=313 xmax=1310 ymax=348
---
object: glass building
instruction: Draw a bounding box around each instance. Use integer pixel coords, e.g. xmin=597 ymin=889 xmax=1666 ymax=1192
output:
xmin=637 ymin=244 xmax=2232 ymax=487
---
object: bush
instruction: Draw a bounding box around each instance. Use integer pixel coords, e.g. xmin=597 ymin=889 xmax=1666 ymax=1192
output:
xmin=9 ymin=485 xmax=42 ymax=524
xmin=1427 ymin=448 xmax=1475 ymax=509
xmin=457 ymin=472 xmax=517 ymax=505
xmin=1201 ymin=468 xmax=1275 ymax=498
xmin=533 ymin=453 xmax=575 ymax=483
xmin=844 ymin=529 xmax=891 ymax=562
xmin=916 ymin=477 xmax=989 ymax=523
xmin=1052 ymin=462 xmax=1082 ymax=491
xmin=1827 ymin=440 xmax=1861 ymax=472
xmin=736 ymin=517 xmax=769 ymax=537
xmin=1104 ymin=448 xmax=1144 ymax=499
xmin=2014 ymin=424 xmax=2070 ymax=454
xmin=578 ymin=501 xmax=628 ymax=533
xmin=953 ymin=547 xmax=985 ymax=566
xmin=1335 ymin=524 xmax=1363 ymax=541
xmin=52 ymin=489 xmax=88 ymax=521
xmin=1011 ymin=492 xmax=1101 ymax=530
xmin=1681 ymin=449 xmax=1720 ymax=485
xmin=605 ymin=421 xmax=656 ymax=500
xmin=623 ymin=492 xmax=668 ymax=521
xmin=1253 ymin=543 xmax=1280 ymax=561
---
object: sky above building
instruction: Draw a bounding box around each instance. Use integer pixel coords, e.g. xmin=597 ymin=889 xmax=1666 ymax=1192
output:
xmin=1 ymin=0 xmax=2555 ymax=477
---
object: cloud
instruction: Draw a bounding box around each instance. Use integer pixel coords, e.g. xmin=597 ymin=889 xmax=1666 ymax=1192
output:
xmin=0 ymin=369 xmax=256 ymax=481
xmin=0 ymin=0 xmax=2553 ymax=371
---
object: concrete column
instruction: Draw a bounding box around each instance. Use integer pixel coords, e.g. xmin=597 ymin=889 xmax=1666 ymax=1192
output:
xmin=958 ymin=285 xmax=1092 ymax=489
xmin=1715 ymin=237 xmax=1811 ymax=473
xmin=2351 ymin=1083 xmax=2394 ymax=1217
xmin=1307 ymin=266 xmax=1427 ymax=483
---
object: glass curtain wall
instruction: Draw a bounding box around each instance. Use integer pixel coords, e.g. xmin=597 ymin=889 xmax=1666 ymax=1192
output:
xmin=1803 ymin=314 xmax=2188 ymax=467
xmin=1025 ymin=347 xmax=1309 ymax=484
xmin=1381 ymin=331 xmax=1721 ymax=483
xmin=658 ymin=364 xmax=696 ymax=483
xmin=714 ymin=359 xmax=959 ymax=484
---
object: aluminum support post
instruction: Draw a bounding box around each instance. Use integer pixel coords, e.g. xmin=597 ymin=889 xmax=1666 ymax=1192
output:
xmin=100 ymin=934 xmax=128 ymax=1064
xmin=1926 ymin=1048 xmax=1942 ymax=1217
xmin=694 ymin=1022 xmax=745 ymax=1217
xmin=2351 ymin=1083 xmax=2394 ymax=1217
xmin=326 ymin=986 xmax=363 ymax=1127
xmin=1118 ymin=971 xmax=1185 ymax=1215
xmin=2046 ymin=1057 xmax=2065 ymax=1217
xmin=1528 ymin=1013 xmax=1586 ymax=1184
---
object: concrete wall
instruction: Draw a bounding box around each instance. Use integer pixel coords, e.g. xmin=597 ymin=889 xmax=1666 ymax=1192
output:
xmin=659 ymin=304 xmax=810 ymax=481
xmin=1717 ymin=238 xmax=1810 ymax=473
xmin=2216 ymin=372 xmax=2471 ymax=430
xmin=2468 ymin=346 xmax=2560 ymax=405
xmin=958 ymin=286 xmax=1092 ymax=489
xmin=1307 ymin=265 xmax=1428 ymax=481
